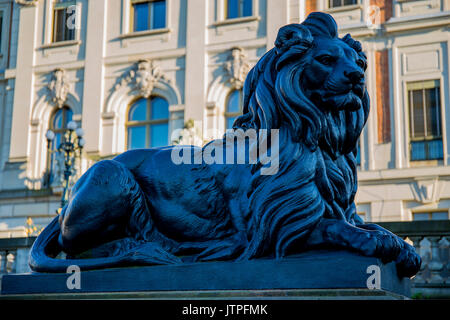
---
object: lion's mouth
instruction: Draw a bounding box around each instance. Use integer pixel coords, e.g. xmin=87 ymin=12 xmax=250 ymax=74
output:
xmin=322 ymin=83 xmax=364 ymax=99
xmin=351 ymin=84 xmax=364 ymax=98
xmin=316 ymin=88 xmax=362 ymax=112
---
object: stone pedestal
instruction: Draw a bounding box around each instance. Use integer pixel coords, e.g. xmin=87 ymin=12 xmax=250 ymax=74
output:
xmin=1 ymin=250 xmax=411 ymax=299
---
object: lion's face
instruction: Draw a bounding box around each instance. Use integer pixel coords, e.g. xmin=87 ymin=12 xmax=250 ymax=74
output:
xmin=237 ymin=18 xmax=370 ymax=157
xmin=301 ymin=37 xmax=367 ymax=113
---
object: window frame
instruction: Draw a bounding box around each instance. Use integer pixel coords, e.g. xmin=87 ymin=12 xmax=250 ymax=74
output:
xmin=47 ymin=106 xmax=74 ymax=177
xmin=130 ymin=0 xmax=167 ymax=33
xmin=0 ymin=6 xmax=8 ymax=61
xmin=0 ymin=11 xmax=3 ymax=52
xmin=224 ymin=89 xmax=244 ymax=129
xmin=126 ymin=96 xmax=170 ymax=149
xmin=51 ymin=0 xmax=77 ymax=43
xmin=412 ymin=210 xmax=449 ymax=221
xmin=407 ymin=79 xmax=443 ymax=161
xmin=224 ymin=0 xmax=253 ymax=20
xmin=49 ymin=106 xmax=74 ymax=140
xmin=214 ymin=0 xmax=259 ymax=25
xmin=327 ymin=0 xmax=359 ymax=9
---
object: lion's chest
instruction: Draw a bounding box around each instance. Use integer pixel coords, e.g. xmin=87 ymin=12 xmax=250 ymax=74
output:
xmin=323 ymin=154 xmax=356 ymax=211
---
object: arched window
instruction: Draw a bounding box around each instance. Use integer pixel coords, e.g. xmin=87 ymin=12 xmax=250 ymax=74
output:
xmin=50 ymin=106 xmax=73 ymax=151
xmin=127 ymin=96 xmax=169 ymax=149
xmin=225 ymin=89 xmax=243 ymax=129
xmin=45 ymin=106 xmax=73 ymax=187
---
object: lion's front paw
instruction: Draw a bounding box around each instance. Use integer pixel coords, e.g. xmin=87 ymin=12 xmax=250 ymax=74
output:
xmin=395 ymin=243 xmax=422 ymax=278
xmin=358 ymin=230 xmax=403 ymax=264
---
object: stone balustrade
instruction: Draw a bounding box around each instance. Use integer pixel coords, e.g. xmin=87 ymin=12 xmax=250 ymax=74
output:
xmin=0 ymin=237 xmax=36 ymax=288
xmin=378 ymin=220 xmax=450 ymax=298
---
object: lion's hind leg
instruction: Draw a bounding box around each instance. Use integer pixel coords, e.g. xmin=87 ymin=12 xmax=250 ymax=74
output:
xmin=305 ymin=218 xmax=421 ymax=278
xmin=59 ymin=159 xmax=181 ymax=266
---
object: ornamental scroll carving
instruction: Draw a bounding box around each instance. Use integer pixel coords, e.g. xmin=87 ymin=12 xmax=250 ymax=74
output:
xmin=224 ymin=47 xmax=250 ymax=90
xmin=115 ymin=59 xmax=167 ymax=98
xmin=48 ymin=68 xmax=70 ymax=108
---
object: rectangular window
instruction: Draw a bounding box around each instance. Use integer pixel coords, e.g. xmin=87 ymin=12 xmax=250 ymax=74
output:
xmin=413 ymin=211 xmax=449 ymax=221
xmin=226 ymin=0 xmax=252 ymax=19
xmin=52 ymin=0 xmax=76 ymax=43
xmin=0 ymin=12 xmax=3 ymax=48
xmin=131 ymin=0 xmax=166 ymax=32
xmin=408 ymin=80 xmax=443 ymax=161
xmin=329 ymin=0 xmax=358 ymax=8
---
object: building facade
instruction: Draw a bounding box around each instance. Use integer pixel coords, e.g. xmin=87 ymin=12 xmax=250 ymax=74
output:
xmin=0 ymin=0 xmax=449 ymax=238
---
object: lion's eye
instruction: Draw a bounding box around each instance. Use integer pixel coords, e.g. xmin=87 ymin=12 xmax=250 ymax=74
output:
xmin=316 ymin=55 xmax=334 ymax=66
xmin=357 ymin=59 xmax=366 ymax=70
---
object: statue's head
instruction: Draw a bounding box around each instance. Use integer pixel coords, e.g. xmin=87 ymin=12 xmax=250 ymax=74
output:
xmin=235 ymin=12 xmax=370 ymax=158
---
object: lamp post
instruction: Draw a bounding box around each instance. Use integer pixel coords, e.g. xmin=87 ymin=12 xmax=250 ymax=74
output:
xmin=46 ymin=121 xmax=85 ymax=210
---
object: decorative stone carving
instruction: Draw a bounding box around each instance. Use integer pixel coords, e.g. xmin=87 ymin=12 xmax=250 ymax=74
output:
xmin=48 ymin=68 xmax=70 ymax=108
xmin=224 ymin=47 xmax=250 ymax=90
xmin=15 ymin=0 xmax=39 ymax=6
xmin=115 ymin=59 xmax=166 ymax=98
xmin=413 ymin=177 xmax=440 ymax=204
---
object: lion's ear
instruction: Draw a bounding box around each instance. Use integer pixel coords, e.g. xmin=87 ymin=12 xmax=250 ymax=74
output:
xmin=275 ymin=24 xmax=312 ymax=55
xmin=302 ymin=12 xmax=338 ymax=38
xmin=274 ymin=25 xmax=313 ymax=70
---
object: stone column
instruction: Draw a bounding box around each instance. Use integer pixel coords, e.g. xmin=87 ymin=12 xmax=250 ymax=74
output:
xmin=409 ymin=236 xmax=425 ymax=283
xmin=428 ymin=236 xmax=444 ymax=284
xmin=184 ymin=0 xmax=207 ymax=130
xmin=8 ymin=2 xmax=39 ymax=163
xmin=81 ymin=0 xmax=107 ymax=157
xmin=266 ymin=0 xmax=288 ymax=50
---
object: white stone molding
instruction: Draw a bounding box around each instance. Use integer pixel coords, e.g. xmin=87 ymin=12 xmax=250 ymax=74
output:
xmin=15 ymin=0 xmax=39 ymax=6
xmin=224 ymin=47 xmax=250 ymax=90
xmin=47 ymin=68 xmax=70 ymax=108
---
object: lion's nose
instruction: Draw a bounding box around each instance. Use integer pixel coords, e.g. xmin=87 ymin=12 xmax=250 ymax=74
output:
xmin=344 ymin=70 xmax=364 ymax=84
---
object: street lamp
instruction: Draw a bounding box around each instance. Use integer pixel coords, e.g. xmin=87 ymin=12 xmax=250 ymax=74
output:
xmin=46 ymin=121 xmax=85 ymax=209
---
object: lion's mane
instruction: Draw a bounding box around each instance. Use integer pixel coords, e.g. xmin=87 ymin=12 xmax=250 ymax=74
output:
xmin=231 ymin=13 xmax=371 ymax=260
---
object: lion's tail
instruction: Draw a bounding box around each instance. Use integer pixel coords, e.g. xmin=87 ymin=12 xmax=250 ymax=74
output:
xmin=29 ymin=216 xmax=130 ymax=273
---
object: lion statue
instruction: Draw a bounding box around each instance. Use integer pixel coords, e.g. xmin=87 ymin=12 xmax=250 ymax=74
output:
xmin=30 ymin=12 xmax=420 ymax=278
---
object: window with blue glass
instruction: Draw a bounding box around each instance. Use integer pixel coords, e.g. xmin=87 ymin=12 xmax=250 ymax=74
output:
xmin=413 ymin=211 xmax=448 ymax=221
xmin=132 ymin=0 xmax=166 ymax=32
xmin=45 ymin=106 xmax=74 ymax=186
xmin=226 ymin=0 xmax=252 ymax=19
xmin=329 ymin=0 xmax=358 ymax=8
xmin=52 ymin=0 xmax=76 ymax=43
xmin=50 ymin=106 xmax=74 ymax=151
xmin=225 ymin=89 xmax=243 ymax=129
xmin=408 ymin=80 xmax=443 ymax=161
xmin=127 ymin=96 xmax=169 ymax=149
xmin=0 ymin=12 xmax=3 ymax=48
